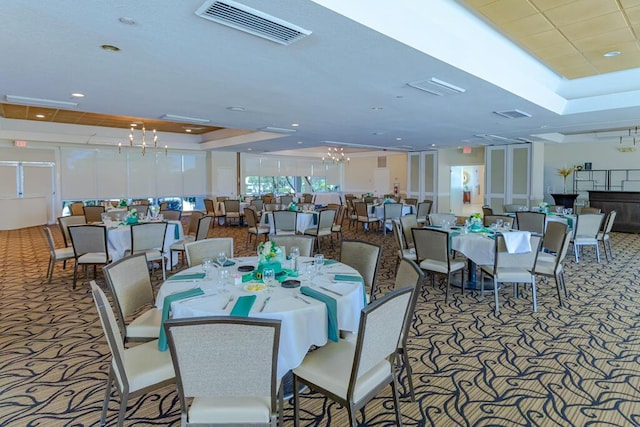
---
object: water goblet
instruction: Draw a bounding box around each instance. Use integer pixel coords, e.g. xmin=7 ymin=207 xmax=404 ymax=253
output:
xmin=217 ymin=251 xmax=228 ymax=267
xmin=219 ymin=268 xmax=230 ymax=292
xmin=314 ymin=254 xmax=325 ymax=275
xmin=496 ymin=218 xmax=504 ymax=230
xmin=290 ymin=246 xmax=300 ymax=272
xmin=202 ymin=258 xmax=214 ymax=279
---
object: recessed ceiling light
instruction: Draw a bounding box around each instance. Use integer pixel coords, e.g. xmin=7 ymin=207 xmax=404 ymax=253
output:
xmin=396 ymin=137 xmax=402 ymax=141
xmin=291 ymin=123 xmax=299 ymax=127
xmin=35 ymin=114 xmax=45 ymax=119
xmin=603 ymin=51 xmax=621 ymax=57
xmin=371 ymin=106 xmax=384 ymax=110
xmin=130 ymin=123 xmax=138 ymax=127
xmin=71 ymin=93 xmax=85 ymax=98
xmin=101 ymin=44 xmax=121 ymax=52
xmin=185 ymin=129 xmax=192 ymax=133
xmin=297 ymin=141 xmax=303 ymax=144
xmin=431 ymin=144 xmax=436 ymax=147
xmin=247 ymin=148 xmax=252 ymax=151
xmin=119 ymin=17 xmax=136 ymax=25
xmin=227 ymin=106 xmax=246 ymax=112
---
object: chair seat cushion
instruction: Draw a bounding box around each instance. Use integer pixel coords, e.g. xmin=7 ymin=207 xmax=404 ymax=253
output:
xmin=537 ymin=252 xmax=556 ymax=263
xmin=419 ymin=258 xmax=465 ymax=274
xmin=135 ymin=249 xmax=164 ymax=262
xmin=573 ymin=237 xmax=597 ymax=244
xmin=305 ymin=229 xmax=331 ymax=237
xmin=78 ymin=252 xmax=110 ymax=264
xmin=170 ymin=241 xmax=185 ymax=251
xmin=249 ymin=226 xmax=270 ymax=234
xmin=332 ymin=225 xmax=342 ymax=232
xmin=122 ymin=339 xmax=175 ymax=392
xmin=55 ymin=247 xmax=76 ymax=259
xmin=534 ymin=260 xmax=558 ymax=276
xmin=293 ymin=340 xmax=391 ymax=402
xmin=482 ymin=266 xmax=533 ymax=282
xmin=188 ymin=396 xmax=271 ymax=424
xmin=126 ymin=308 xmax=162 ymax=339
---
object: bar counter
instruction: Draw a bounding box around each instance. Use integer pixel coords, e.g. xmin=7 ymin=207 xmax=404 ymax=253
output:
xmin=588 ymin=191 xmax=640 ymax=233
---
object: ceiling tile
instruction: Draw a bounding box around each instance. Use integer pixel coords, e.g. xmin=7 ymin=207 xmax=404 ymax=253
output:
xmin=478 ymin=0 xmax=538 ymax=24
xmin=620 ymin=0 xmax=640 ymax=8
xmin=559 ymin=12 xmax=628 ymax=40
xmin=465 ymin=0 xmax=497 ymax=7
xmin=518 ymin=29 xmax=567 ymax=50
xmin=572 ymin=27 xmax=637 ymax=51
xmin=543 ymin=0 xmax=620 ymax=27
xmin=501 ymin=13 xmax=555 ymax=35
xmin=532 ymin=43 xmax=580 ymax=59
xmin=624 ymin=5 xmax=640 ymax=25
xmin=529 ymin=0 xmax=576 ymax=11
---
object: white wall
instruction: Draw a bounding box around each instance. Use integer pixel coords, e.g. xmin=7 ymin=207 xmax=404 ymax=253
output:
xmin=212 ymin=151 xmax=238 ymax=198
xmin=343 ymin=153 xmax=407 ymax=195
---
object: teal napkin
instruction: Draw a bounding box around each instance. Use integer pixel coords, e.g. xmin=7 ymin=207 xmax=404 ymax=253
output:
xmin=559 ymin=216 xmax=574 ymax=228
xmin=333 ymin=275 xmax=367 ymax=305
xmin=167 ymin=272 xmax=206 ymax=281
xmin=158 ymin=287 xmax=204 ymax=351
xmin=242 ymin=273 xmax=255 ymax=283
xmin=324 ymin=259 xmax=338 ymax=266
xmin=230 ymin=295 xmax=256 ymax=317
xmin=312 ymin=213 xmax=318 ymax=225
xmin=300 ymin=286 xmax=338 ymax=342
xmin=264 ymin=214 xmax=270 ymax=224
xmin=215 ymin=260 xmax=235 ymax=267
xmin=449 ymin=231 xmax=460 ymax=249
xmin=174 ymin=223 xmax=180 ymax=239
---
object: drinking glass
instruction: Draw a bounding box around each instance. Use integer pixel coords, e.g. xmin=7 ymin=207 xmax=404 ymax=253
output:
xmin=263 ymin=268 xmax=276 ymax=292
xmin=496 ymin=219 xmax=504 ymax=230
xmin=290 ymin=246 xmax=300 ymax=271
xmin=314 ymin=254 xmax=325 ymax=275
xmin=202 ymin=258 xmax=214 ymax=279
xmin=217 ymin=251 xmax=228 ymax=267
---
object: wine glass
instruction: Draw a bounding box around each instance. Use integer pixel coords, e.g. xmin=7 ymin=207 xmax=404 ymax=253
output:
xmin=290 ymin=246 xmax=300 ymax=271
xmin=314 ymin=253 xmax=324 ymax=276
xmin=202 ymin=258 xmax=213 ymax=279
xmin=217 ymin=251 xmax=228 ymax=267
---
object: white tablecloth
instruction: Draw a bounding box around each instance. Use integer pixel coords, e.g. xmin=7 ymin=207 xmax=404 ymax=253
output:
xmin=451 ymin=233 xmax=496 ymax=266
xmin=260 ymin=211 xmax=318 ymax=234
xmin=156 ymin=256 xmax=365 ymax=379
xmin=106 ymin=220 xmax=184 ymax=266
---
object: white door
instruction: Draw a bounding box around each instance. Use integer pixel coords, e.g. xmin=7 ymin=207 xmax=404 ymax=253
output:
xmin=22 ymin=162 xmax=55 ymax=224
xmin=485 ymin=144 xmax=530 ymax=213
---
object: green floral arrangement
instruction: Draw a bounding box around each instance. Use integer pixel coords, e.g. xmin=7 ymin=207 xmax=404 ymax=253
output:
xmin=469 ymin=213 xmax=482 ymax=230
xmin=118 ymin=199 xmax=127 ymax=208
xmin=258 ymin=241 xmax=281 ymax=261
xmin=469 ymin=213 xmax=482 ymax=220
xmin=288 ymin=202 xmax=298 ymax=211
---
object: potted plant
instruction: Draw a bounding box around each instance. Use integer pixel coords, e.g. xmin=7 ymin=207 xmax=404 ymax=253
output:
xmin=551 ymin=166 xmax=578 ymax=208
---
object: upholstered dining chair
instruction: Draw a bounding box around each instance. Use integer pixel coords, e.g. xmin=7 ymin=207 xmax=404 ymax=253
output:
xmin=184 ymin=237 xmax=234 ymax=267
xmin=415 ymin=201 xmax=432 ymax=225
xmin=382 ymin=203 xmax=403 ymax=235
xmin=331 ymin=205 xmax=345 ymax=241
xmin=393 ymin=258 xmax=425 ymax=401
xmin=280 ymin=195 xmax=294 ymax=205
xmin=403 ymin=197 xmax=418 ymax=207
xmin=223 ymin=200 xmax=243 ymax=226
xmin=483 ymin=215 xmax=515 ymax=229
xmin=43 ymin=226 xmax=75 ymax=284
xmin=597 ymin=210 xmax=617 ymax=262
xmin=250 ymin=198 xmax=264 ymax=214
xmin=58 ymin=215 xmax=87 ymax=247
xmin=480 ymin=234 xmax=542 ymax=314
xmin=303 ymin=208 xmax=336 ymax=252
xmin=169 ymin=215 xmax=213 ymax=268
xmin=354 ymin=201 xmax=379 ymax=233
xmin=129 ymin=222 xmax=168 ymax=280
xmin=186 ymin=211 xmax=205 ymax=237
xmin=535 ymin=230 xmax=572 ymax=307
xmin=572 ymin=213 xmax=604 ymax=263
xmin=90 ymin=281 xmax=175 ymax=427
xmin=392 ymin=221 xmax=417 ymax=269
xmin=245 ymin=207 xmax=270 ymax=249
xmin=292 ymin=287 xmax=413 ymax=427
xmin=538 ymin=221 xmax=568 ymax=263
xmin=164 ymin=316 xmax=282 ymax=426
xmin=159 ymin=209 xmax=181 ymax=221
xmin=428 ymin=212 xmax=457 ymax=227
xmin=69 ymin=201 xmax=85 ymax=216
xmin=412 ymin=228 xmax=465 ymax=303
xmin=83 ymin=205 xmax=105 ymax=223
xmin=399 ymin=214 xmax=418 ymax=249
xmin=269 ymin=235 xmax=315 ymax=258
xmin=204 ymin=198 xmax=225 ymax=226
xmin=272 ymin=210 xmax=297 ymax=235
xmin=516 ymin=211 xmax=546 ymax=234
xmin=503 ymin=204 xmax=527 ymax=213
xmin=103 ymin=253 xmax=161 ymax=344
xmin=68 ymin=224 xmax=111 ymax=289
xmin=579 ymin=206 xmax=601 ymax=214
xmin=482 ymin=205 xmax=494 ymax=217
xmin=340 ymin=239 xmax=382 ymax=302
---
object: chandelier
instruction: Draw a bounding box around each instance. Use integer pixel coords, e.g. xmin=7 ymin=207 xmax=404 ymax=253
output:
xmin=322 ymin=147 xmax=350 ymax=164
xmin=118 ymin=125 xmax=167 ymax=155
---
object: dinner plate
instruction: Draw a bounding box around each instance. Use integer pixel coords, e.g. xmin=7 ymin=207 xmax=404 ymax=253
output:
xmin=238 ymin=265 xmax=255 ymax=272
xmin=281 ymin=279 xmax=300 ymax=288
xmin=244 ymin=283 xmax=267 ymax=292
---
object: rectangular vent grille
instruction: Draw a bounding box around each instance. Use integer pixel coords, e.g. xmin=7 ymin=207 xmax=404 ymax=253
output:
xmin=377 ymin=156 xmax=387 ymax=168
xmin=195 ymin=0 xmax=311 ymax=45
xmin=407 ymin=78 xmax=465 ymax=96
xmin=494 ymin=109 xmax=532 ymax=119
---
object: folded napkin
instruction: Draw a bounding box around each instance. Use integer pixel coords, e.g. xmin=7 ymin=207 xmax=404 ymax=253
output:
xmin=167 ymin=272 xmax=206 ymax=281
xmin=242 ymin=273 xmax=256 ymax=283
xmin=158 ymin=288 xmax=204 ymax=351
xmin=300 ymin=286 xmax=338 ymax=342
xmin=323 ymin=259 xmax=338 ymax=266
xmin=333 ymin=274 xmax=362 ymax=282
xmin=264 ymin=214 xmax=270 ymax=224
xmin=215 ymin=260 xmax=235 ymax=267
xmin=312 ymin=213 xmax=318 ymax=225
xmin=174 ymin=223 xmax=180 ymax=239
xmin=502 ymin=231 xmax=531 ymax=254
xmin=230 ymin=295 xmax=256 ymax=317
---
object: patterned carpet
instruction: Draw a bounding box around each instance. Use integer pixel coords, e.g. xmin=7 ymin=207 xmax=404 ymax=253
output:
xmin=1 ymin=218 xmax=639 ymax=426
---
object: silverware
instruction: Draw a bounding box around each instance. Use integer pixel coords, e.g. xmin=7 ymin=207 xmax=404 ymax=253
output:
xmin=295 ymin=295 xmax=311 ymax=304
xmin=222 ymin=296 xmax=234 ymax=310
xmin=260 ymin=296 xmax=271 ymax=312
xmin=320 ymin=286 xmax=343 ymax=297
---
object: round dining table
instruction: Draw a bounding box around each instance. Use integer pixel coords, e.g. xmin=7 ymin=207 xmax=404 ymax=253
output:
xmin=155 ymin=256 xmax=366 ymax=379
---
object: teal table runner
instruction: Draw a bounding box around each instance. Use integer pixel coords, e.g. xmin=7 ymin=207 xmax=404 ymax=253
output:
xmin=174 ymin=223 xmax=180 ymax=239
xmin=158 ymin=287 xmax=204 ymax=351
xmin=300 ymin=286 xmax=338 ymax=342
xmin=230 ymin=295 xmax=256 ymax=316
xmin=167 ymin=272 xmax=206 ymax=281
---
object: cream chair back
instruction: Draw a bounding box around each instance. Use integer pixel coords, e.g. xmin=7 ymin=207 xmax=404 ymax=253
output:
xmin=272 ymin=210 xmax=297 ymax=234
xmin=187 ymin=211 xmax=205 ymax=235
xmin=194 ymin=215 xmax=213 ymax=241
xmin=130 ymin=222 xmax=167 ymax=253
xmin=399 ymin=214 xmax=418 ymax=248
xmin=269 ymin=235 xmax=314 ymax=257
xmin=542 ymin=221 xmax=568 ymax=253
xmin=428 ymin=212 xmax=456 ymax=226
xmin=58 ymin=215 xmax=86 ymax=247
xmin=185 ymin=238 xmax=234 ymax=267
xmin=516 ymin=211 xmax=546 ymax=234
xmin=83 ymin=205 xmax=105 ymax=223
xmin=340 ymin=240 xmax=382 ymax=301
xmin=159 ymin=210 xmax=181 ymax=221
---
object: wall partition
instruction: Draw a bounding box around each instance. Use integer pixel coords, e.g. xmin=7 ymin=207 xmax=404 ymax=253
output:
xmin=406 ymin=151 xmax=438 ymax=210
xmin=485 ymin=144 xmax=530 ymax=212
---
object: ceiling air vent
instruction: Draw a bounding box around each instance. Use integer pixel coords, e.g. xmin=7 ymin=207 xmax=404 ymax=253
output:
xmin=494 ymin=109 xmax=532 ymax=119
xmin=195 ymin=0 xmax=311 ymax=45
xmin=377 ymin=156 xmax=387 ymax=168
xmin=407 ymin=78 xmax=466 ymax=96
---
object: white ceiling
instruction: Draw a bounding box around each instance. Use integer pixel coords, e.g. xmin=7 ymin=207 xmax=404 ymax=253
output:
xmin=3 ymin=0 xmax=640 ymax=155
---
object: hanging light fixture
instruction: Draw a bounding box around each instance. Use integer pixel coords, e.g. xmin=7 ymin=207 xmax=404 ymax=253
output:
xmin=322 ymin=147 xmax=350 ymax=164
xmin=618 ymin=126 xmax=638 ymax=146
xmin=118 ymin=125 xmax=168 ymax=155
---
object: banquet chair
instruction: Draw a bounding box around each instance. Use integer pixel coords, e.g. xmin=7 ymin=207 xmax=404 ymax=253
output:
xmin=302 ymin=193 xmax=314 ymax=204
xmin=250 ymin=198 xmax=264 ymax=214
xmin=280 ymin=195 xmax=294 ymax=205
xmin=597 ymin=210 xmax=617 ymax=261
xmin=535 ymin=230 xmax=572 ymax=307
xmin=412 ymin=228 xmax=465 ymax=303
xmin=482 ymin=205 xmax=494 ymax=217
xmin=184 ymin=238 xmax=234 ymax=267
xmin=273 ymin=210 xmax=297 ymax=235
xmin=331 ymin=205 xmax=345 ymax=241
xmin=483 ymin=215 xmax=514 ymax=229
xmin=245 ymin=207 xmax=270 ymax=249
xmin=354 ymin=201 xmax=379 ymax=233
xmin=69 ymin=201 xmax=85 ymax=216
xmin=159 ymin=209 xmax=181 ymax=221
xmin=503 ymin=204 xmax=526 ymax=213
xmin=415 ymin=201 xmax=432 ymax=225
xmin=393 ymin=258 xmax=425 ymax=401
xmin=58 ymin=215 xmax=86 ymax=247
xmin=216 ymin=196 xmax=229 ymax=202
xmin=103 ymin=253 xmax=161 ymax=343
xmin=68 ymin=224 xmax=111 ymax=289
xmin=304 ymin=208 xmax=336 ymax=252
xmin=129 ymin=222 xmax=168 ymax=280
xmin=164 ymin=316 xmax=282 ymax=427
xmin=90 ymin=281 xmax=175 ymax=427
xmin=169 ymin=215 xmax=213 ymax=267
xmin=346 ymin=198 xmax=358 ymax=229
xmin=480 ymin=234 xmax=542 ymax=314
xmin=223 ymin=200 xmax=243 ymax=226
xmin=572 ymin=213 xmax=604 ymax=263
xmin=186 ymin=211 xmax=205 ymax=237
xmin=428 ymin=212 xmax=456 ymax=227
xmin=392 ymin=221 xmax=417 ymax=269
xmin=548 ymin=205 xmax=564 ymax=214
xmin=579 ymin=206 xmax=601 ymax=214
xmin=269 ymin=235 xmax=315 ymax=257
xmin=43 ymin=226 xmax=75 ymax=284
xmin=382 ymin=203 xmax=403 ymax=235
xmin=340 ymin=240 xmax=382 ymax=302
xmin=516 ymin=211 xmax=546 ymax=234
xmin=83 ymin=205 xmax=105 ymax=223
xmin=399 ymin=214 xmax=418 ymax=249
xmin=264 ymin=203 xmax=279 ymax=212
xmin=292 ymin=287 xmax=413 ymax=427
xmin=159 ymin=202 xmax=168 ymax=210
xmin=538 ymin=221 xmax=568 ymax=263
xmin=364 ymin=196 xmax=376 ymax=204
xmin=131 ymin=205 xmax=149 ymax=218
xmin=403 ymin=197 xmax=418 ymax=207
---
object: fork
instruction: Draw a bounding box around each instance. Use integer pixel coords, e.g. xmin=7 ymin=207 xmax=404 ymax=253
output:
xmin=222 ymin=295 xmax=235 ymax=310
